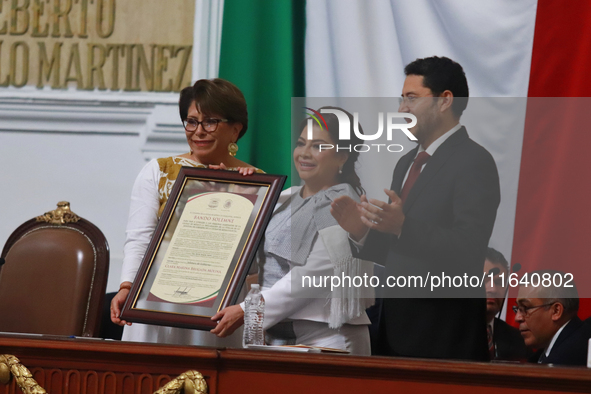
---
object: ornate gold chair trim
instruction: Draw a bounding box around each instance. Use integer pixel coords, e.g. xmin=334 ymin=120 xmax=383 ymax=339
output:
xmin=153 ymin=370 xmax=208 ymax=394
xmin=0 ymin=354 xmax=47 ymax=394
xmin=35 ymin=202 xmax=81 ymax=225
xmin=1 ymin=354 xmax=207 ymax=394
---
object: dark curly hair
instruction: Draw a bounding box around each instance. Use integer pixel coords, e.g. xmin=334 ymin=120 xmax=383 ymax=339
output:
xmin=405 ymin=56 xmax=469 ymax=118
xmin=179 ymin=78 xmax=248 ymax=139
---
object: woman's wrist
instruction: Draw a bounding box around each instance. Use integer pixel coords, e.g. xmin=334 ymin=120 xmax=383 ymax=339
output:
xmin=119 ymin=282 xmax=132 ymax=292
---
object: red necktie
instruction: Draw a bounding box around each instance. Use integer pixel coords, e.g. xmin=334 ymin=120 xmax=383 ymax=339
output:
xmin=487 ymin=323 xmax=495 ymax=359
xmin=400 ymin=151 xmax=430 ymax=204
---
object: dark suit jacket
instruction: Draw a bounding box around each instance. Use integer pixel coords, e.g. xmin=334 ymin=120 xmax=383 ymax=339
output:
xmin=531 ymin=317 xmax=591 ymax=366
xmin=360 ymin=127 xmax=500 ymax=361
xmin=493 ymin=317 xmax=529 ymax=362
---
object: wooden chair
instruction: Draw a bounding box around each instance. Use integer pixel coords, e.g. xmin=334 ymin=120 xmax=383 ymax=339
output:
xmin=0 ymin=202 xmax=109 ymax=337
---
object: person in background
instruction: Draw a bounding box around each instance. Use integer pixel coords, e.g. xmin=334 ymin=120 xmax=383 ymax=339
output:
xmin=110 ymin=78 xmax=260 ymax=345
xmin=211 ymin=107 xmax=373 ymax=355
xmin=515 ymin=270 xmax=591 ymax=366
xmin=331 ymin=56 xmax=500 ymax=360
xmin=484 ymin=247 xmax=529 ymax=361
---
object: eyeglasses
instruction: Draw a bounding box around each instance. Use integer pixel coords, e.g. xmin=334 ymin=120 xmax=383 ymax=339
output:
xmin=398 ymin=95 xmax=434 ymax=107
xmin=512 ymin=303 xmax=555 ymax=317
xmin=183 ymin=118 xmax=228 ymax=133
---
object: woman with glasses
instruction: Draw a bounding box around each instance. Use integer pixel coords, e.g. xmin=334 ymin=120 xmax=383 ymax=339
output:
xmin=110 ymin=78 xmax=260 ymax=345
xmin=210 ymin=107 xmax=373 ymax=355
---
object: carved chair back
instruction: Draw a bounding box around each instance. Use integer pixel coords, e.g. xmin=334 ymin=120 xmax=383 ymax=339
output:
xmin=0 ymin=202 xmax=109 ymax=337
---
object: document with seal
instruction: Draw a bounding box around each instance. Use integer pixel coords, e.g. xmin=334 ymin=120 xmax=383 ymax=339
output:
xmin=149 ymin=192 xmax=254 ymax=305
xmin=120 ymin=168 xmax=286 ymax=330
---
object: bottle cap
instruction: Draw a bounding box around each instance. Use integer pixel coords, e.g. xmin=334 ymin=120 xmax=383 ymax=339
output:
xmin=251 ymin=284 xmax=260 ymax=290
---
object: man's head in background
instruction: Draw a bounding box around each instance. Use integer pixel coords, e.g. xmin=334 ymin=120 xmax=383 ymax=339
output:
xmin=400 ymin=56 xmax=469 ymax=149
xmin=484 ymin=247 xmax=510 ymax=323
xmin=514 ymin=270 xmax=579 ymax=349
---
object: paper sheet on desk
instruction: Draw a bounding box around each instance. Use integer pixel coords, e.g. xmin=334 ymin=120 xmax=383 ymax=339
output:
xmin=245 ymin=344 xmax=349 ymax=353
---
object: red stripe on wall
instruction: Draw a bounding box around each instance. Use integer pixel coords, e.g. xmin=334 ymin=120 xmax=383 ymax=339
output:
xmin=528 ymin=0 xmax=591 ymax=97
xmin=508 ymin=0 xmax=591 ymax=326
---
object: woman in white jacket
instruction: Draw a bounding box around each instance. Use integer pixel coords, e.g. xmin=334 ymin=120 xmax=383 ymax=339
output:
xmin=211 ymin=107 xmax=373 ymax=355
xmin=110 ymin=79 xmax=259 ymax=346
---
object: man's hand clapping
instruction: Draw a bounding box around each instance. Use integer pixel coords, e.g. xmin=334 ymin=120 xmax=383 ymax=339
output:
xmin=331 ymin=189 xmax=405 ymax=238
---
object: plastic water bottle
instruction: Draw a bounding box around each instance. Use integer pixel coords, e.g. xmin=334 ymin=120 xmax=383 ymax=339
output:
xmin=243 ymin=284 xmax=265 ymax=347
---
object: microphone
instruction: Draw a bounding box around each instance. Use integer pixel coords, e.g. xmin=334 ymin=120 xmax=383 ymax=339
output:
xmin=498 ymin=263 xmax=522 ymax=317
xmin=488 ymin=267 xmax=500 ymax=276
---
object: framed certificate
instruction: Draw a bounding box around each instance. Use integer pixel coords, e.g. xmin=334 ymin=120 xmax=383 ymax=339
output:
xmin=121 ymin=168 xmax=286 ymax=330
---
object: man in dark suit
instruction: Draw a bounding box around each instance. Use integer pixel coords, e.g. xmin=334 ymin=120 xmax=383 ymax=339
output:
xmin=331 ymin=56 xmax=500 ymax=361
xmin=515 ymin=270 xmax=591 ymax=366
xmin=484 ymin=247 xmax=529 ymax=361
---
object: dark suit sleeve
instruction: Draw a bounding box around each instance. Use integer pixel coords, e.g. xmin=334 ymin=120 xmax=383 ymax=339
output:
xmin=353 ymin=229 xmax=395 ymax=263
xmin=354 ymin=149 xmax=411 ymax=263
xmin=544 ymin=317 xmax=591 ymax=366
xmin=396 ymin=148 xmax=500 ymax=269
xmin=494 ymin=318 xmax=530 ymax=361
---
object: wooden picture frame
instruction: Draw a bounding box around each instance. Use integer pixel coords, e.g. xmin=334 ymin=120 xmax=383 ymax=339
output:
xmin=121 ymin=167 xmax=286 ymax=330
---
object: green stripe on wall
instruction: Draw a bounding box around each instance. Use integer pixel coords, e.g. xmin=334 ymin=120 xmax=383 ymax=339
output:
xmin=219 ymin=0 xmax=306 ymax=186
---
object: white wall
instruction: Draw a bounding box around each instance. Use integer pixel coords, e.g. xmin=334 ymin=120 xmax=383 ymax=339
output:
xmin=0 ymin=0 xmax=224 ymax=293
xmin=0 ymin=89 xmax=185 ymax=292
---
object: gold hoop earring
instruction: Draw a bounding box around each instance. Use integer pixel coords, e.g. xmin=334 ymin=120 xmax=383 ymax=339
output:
xmin=228 ymin=142 xmax=239 ymax=157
